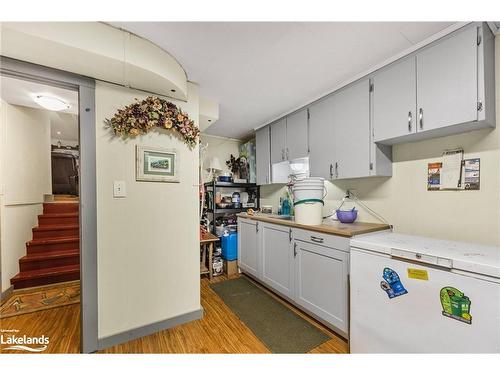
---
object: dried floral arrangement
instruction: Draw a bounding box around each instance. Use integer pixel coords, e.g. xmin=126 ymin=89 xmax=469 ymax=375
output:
xmin=105 ymin=96 xmax=199 ymax=149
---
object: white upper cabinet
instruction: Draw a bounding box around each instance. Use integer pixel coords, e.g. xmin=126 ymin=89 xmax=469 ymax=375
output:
xmin=255 ymin=125 xmax=271 ymax=185
xmin=285 ymin=109 xmax=309 ymax=160
xmin=308 ymin=96 xmax=335 ymax=179
xmin=373 ymin=57 xmax=417 ymax=142
xmin=331 ymin=79 xmax=371 ymax=180
xmin=416 ymin=26 xmax=478 ymax=133
xmin=270 ymin=118 xmax=287 ymax=164
xmin=373 ymin=23 xmax=495 ymax=145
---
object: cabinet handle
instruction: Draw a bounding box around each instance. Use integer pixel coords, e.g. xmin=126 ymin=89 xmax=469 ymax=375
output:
xmin=335 ymin=162 xmax=339 ymax=178
xmin=256 ymin=222 xmax=259 ymax=233
xmin=329 ymin=163 xmax=333 ymax=179
xmin=293 ymin=242 xmax=297 ymax=257
xmin=289 ymin=228 xmax=292 ymax=242
xmin=419 ymin=108 xmax=423 ymax=130
xmin=408 ymin=111 xmax=412 ymax=132
xmin=281 ymin=149 xmax=285 ymax=161
xmin=310 ymin=236 xmax=324 ymax=243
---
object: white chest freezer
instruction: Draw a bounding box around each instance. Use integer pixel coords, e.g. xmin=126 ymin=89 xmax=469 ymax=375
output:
xmin=350 ymin=232 xmax=500 ymax=353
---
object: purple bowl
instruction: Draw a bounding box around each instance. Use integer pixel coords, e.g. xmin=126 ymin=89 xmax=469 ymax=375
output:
xmin=336 ymin=209 xmax=358 ymax=223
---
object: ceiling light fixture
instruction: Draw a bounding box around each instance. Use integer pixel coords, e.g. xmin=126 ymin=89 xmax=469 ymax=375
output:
xmin=33 ymin=95 xmax=70 ymax=111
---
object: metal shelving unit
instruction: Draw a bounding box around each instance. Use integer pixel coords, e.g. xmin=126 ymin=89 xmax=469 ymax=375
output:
xmin=203 ymin=181 xmax=260 ymax=234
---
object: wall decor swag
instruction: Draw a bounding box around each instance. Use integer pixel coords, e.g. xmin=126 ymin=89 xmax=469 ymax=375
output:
xmin=105 ymin=96 xmax=199 ymax=149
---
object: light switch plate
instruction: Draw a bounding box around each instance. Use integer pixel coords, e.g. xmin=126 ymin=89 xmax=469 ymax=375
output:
xmin=113 ymin=181 xmax=126 ymax=198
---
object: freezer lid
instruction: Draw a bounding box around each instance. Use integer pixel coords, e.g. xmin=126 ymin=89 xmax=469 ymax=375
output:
xmin=350 ymin=232 xmax=500 ymax=279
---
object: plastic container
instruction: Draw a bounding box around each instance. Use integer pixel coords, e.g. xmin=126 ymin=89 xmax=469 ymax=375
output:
xmin=336 ymin=209 xmax=358 ymax=223
xmin=294 ymin=199 xmax=324 ymax=226
xmin=221 ymin=232 xmax=238 ymax=260
xmin=292 ymin=177 xmax=327 ymax=202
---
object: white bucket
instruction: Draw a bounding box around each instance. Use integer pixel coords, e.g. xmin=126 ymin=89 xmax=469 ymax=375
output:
xmin=294 ymin=199 xmax=324 ymax=226
xmin=292 ymin=177 xmax=326 ymax=202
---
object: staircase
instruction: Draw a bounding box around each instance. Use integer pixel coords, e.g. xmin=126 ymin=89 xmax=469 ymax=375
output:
xmin=10 ymin=202 xmax=80 ymax=289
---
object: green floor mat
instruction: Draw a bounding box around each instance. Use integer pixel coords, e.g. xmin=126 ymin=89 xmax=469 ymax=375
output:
xmin=210 ymin=276 xmax=330 ymax=353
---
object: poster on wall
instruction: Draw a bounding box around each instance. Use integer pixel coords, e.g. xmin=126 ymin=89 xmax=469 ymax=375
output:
xmin=463 ymin=158 xmax=480 ymax=190
xmin=239 ymin=139 xmax=256 ymax=183
xmin=427 ymin=162 xmax=442 ymax=191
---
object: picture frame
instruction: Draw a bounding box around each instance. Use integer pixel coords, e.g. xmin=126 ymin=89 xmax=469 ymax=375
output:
xmin=136 ymin=145 xmax=179 ymax=183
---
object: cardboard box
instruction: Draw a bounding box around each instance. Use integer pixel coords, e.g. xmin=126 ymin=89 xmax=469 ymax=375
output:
xmin=224 ymin=259 xmax=238 ymax=276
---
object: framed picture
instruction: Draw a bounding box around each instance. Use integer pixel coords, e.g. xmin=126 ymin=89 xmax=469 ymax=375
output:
xmin=136 ymin=146 xmax=179 ymax=183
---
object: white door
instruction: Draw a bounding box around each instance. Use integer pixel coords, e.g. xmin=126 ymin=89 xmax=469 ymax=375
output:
xmin=238 ymin=219 xmax=260 ymax=278
xmin=373 ymin=57 xmax=417 ymax=142
xmin=270 ymin=118 xmax=287 ymax=164
xmin=261 ymin=223 xmax=293 ymax=298
xmin=350 ymin=249 xmax=500 ymax=353
xmin=285 ymin=109 xmax=308 ymax=160
xmin=331 ymin=79 xmax=371 ymax=179
xmin=308 ymin=96 xmax=335 ymax=179
xmin=294 ymin=240 xmax=349 ymax=335
xmin=416 ymin=26 xmax=478 ymax=133
xmin=255 ymin=125 xmax=270 ymax=185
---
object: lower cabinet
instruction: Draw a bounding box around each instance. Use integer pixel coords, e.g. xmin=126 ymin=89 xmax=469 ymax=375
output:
xmin=261 ymin=222 xmax=294 ymax=299
xmin=237 ymin=218 xmax=261 ymax=279
xmin=293 ymin=239 xmax=349 ymax=336
xmin=237 ymin=219 xmax=349 ymax=337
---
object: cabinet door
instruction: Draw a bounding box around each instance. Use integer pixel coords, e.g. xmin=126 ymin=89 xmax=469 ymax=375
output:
xmin=416 ymin=26 xmax=478 ymax=132
xmin=285 ymin=109 xmax=308 ymax=160
xmin=331 ymin=79 xmax=371 ymax=179
xmin=294 ymin=240 xmax=349 ymax=335
xmin=237 ymin=219 xmax=260 ymax=278
xmin=255 ymin=125 xmax=271 ymax=185
xmin=308 ymin=96 xmax=335 ymax=179
xmin=261 ymin=223 xmax=293 ymax=298
xmin=373 ymin=57 xmax=417 ymax=142
xmin=270 ymin=118 xmax=287 ymax=164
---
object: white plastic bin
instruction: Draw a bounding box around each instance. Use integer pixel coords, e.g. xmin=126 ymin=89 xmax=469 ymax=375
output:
xmin=294 ymin=199 xmax=324 ymax=226
xmin=292 ymin=177 xmax=326 ymax=202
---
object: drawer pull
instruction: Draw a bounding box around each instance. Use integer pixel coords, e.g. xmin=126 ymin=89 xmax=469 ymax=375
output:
xmin=310 ymin=236 xmax=324 ymax=243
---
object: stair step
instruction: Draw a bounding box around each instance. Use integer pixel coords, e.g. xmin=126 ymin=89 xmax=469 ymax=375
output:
xmin=19 ymin=250 xmax=80 ymax=272
xmin=32 ymin=224 xmax=79 ymax=239
xmin=10 ymin=265 xmax=80 ymax=289
xmin=27 ymin=236 xmax=79 ymax=254
xmin=43 ymin=203 xmax=79 ymax=214
xmin=38 ymin=212 xmax=79 ymax=226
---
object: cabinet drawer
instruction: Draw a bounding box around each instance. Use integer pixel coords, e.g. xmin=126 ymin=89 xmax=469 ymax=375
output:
xmin=292 ymin=228 xmax=350 ymax=252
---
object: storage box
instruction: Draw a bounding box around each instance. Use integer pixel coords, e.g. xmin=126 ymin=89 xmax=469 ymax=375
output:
xmin=224 ymin=260 xmax=238 ymax=276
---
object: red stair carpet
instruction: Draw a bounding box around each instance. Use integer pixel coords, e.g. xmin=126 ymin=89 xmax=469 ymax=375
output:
xmin=10 ymin=202 xmax=80 ymax=289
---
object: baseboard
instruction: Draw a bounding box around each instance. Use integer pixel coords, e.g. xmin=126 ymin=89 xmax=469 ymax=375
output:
xmin=1 ymin=286 xmax=14 ymax=305
xmin=97 ymin=307 xmax=204 ymax=352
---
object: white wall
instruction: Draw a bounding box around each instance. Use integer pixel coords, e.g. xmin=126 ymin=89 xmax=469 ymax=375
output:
xmin=261 ymin=36 xmax=500 ymax=247
xmin=0 ymin=102 xmax=52 ymax=292
xmin=200 ymin=134 xmax=240 ymax=182
xmin=96 ymin=82 xmax=201 ymax=339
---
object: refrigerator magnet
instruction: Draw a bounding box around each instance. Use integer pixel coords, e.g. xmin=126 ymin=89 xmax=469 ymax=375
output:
xmin=440 ymin=287 xmax=472 ymax=324
xmin=407 ymin=268 xmax=429 ymax=281
xmin=380 ymin=268 xmax=408 ymax=299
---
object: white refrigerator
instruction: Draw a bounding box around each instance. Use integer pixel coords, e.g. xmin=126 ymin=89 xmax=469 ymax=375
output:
xmin=350 ymin=232 xmax=500 ymax=353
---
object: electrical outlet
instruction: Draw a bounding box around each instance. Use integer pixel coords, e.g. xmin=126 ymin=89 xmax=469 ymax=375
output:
xmin=346 ymin=189 xmax=357 ymax=197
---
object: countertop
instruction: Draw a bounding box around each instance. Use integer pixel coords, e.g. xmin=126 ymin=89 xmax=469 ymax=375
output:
xmin=237 ymin=213 xmax=390 ymax=238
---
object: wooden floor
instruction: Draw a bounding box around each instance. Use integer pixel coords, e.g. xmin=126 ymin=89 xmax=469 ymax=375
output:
xmin=0 ymin=275 xmax=348 ymax=354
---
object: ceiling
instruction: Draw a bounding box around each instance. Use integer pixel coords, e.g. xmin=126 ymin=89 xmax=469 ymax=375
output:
xmin=1 ymin=76 xmax=79 ymax=142
xmin=110 ymin=22 xmax=455 ymax=139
